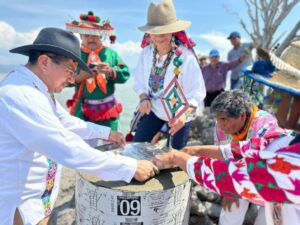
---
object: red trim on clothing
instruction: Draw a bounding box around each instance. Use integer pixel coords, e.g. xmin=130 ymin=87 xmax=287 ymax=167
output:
xmin=82 ymin=102 xmax=122 ymax=122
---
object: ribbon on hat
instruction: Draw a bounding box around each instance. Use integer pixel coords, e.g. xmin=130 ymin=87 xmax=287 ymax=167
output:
xmin=251 ymin=60 xmax=276 ymax=78
xmin=141 ymin=31 xmax=200 ymax=69
xmin=81 ymin=45 xmax=107 ymax=94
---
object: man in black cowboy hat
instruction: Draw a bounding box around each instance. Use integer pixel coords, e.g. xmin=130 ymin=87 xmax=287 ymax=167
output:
xmin=0 ymin=27 xmax=157 ymax=225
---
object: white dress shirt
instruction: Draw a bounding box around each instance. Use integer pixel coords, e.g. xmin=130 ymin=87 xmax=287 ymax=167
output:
xmin=134 ymin=44 xmax=206 ymax=121
xmin=0 ymin=66 xmax=137 ymax=225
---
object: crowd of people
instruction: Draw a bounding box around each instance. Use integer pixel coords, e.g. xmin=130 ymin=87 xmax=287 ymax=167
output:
xmin=0 ymin=0 xmax=299 ymax=225
xmin=200 ymin=31 xmax=254 ymax=106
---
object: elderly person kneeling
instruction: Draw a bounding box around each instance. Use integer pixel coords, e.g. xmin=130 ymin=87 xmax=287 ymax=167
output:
xmin=157 ymin=90 xmax=290 ymax=225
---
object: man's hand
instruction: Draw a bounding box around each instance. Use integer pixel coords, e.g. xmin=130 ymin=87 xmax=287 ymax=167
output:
xmin=75 ymin=70 xmax=94 ymax=84
xmin=239 ymin=54 xmax=247 ymax=62
xmin=222 ymin=197 xmax=240 ymax=212
xmin=239 ymin=49 xmax=250 ymax=62
xmin=91 ymin=62 xmax=114 ymax=78
xmin=182 ymin=145 xmax=223 ymax=159
xmin=168 ymin=114 xmax=187 ymax=136
xmin=153 ymin=151 xmax=176 ymax=170
xmin=153 ymin=150 xmax=192 ymax=173
xmin=108 ymin=131 xmax=126 ymax=148
xmin=139 ymin=99 xmax=151 ymax=115
xmin=134 ymin=160 xmax=158 ymax=182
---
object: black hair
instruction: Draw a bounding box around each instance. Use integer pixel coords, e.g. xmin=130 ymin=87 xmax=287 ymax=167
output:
xmin=210 ymin=90 xmax=252 ymax=118
xmin=28 ymin=51 xmax=67 ymax=65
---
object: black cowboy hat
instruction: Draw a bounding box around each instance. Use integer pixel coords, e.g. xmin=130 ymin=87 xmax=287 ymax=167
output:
xmin=10 ymin=27 xmax=91 ymax=74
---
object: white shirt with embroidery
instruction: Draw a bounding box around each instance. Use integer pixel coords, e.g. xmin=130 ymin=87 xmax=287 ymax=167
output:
xmin=0 ymin=66 xmax=137 ymax=225
xmin=133 ymin=44 xmax=206 ymax=121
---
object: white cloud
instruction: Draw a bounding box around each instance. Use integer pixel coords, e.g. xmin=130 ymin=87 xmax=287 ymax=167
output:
xmin=0 ymin=21 xmax=41 ymax=50
xmin=193 ymin=32 xmax=232 ymax=60
xmin=193 ymin=31 xmax=251 ymax=60
xmin=0 ymin=21 xmax=142 ymax=68
xmin=110 ymin=41 xmax=141 ymax=56
xmin=105 ymin=40 xmax=142 ymax=68
xmin=0 ymin=21 xmax=41 ymax=66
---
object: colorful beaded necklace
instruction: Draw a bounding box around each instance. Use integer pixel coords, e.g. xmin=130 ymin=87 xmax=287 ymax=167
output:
xmin=148 ymin=46 xmax=176 ymax=99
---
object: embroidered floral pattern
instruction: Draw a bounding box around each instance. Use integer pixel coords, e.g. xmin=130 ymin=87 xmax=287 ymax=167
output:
xmin=41 ymin=159 xmax=57 ymax=217
xmin=215 ymin=109 xmax=286 ymax=159
xmin=269 ymin=157 xmax=300 ymax=174
xmin=194 ymin=140 xmax=300 ymax=204
xmin=193 ymin=110 xmax=300 ymax=205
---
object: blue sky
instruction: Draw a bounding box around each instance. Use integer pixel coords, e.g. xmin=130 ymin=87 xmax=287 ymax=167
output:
xmin=0 ymin=0 xmax=299 ymax=70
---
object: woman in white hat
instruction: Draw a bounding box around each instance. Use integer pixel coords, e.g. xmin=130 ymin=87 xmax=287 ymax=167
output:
xmin=133 ymin=0 xmax=206 ymax=149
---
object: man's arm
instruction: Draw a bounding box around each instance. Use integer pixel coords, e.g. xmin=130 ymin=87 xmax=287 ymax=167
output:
xmin=55 ymin=100 xmax=111 ymax=140
xmin=0 ymin=88 xmax=156 ymax=182
xmin=109 ymin=52 xmax=130 ymax=84
xmin=181 ymin=145 xmax=223 ymax=159
xmin=154 ymin=138 xmax=300 ymax=204
xmin=224 ymin=57 xmax=243 ymax=71
xmin=186 ymin=139 xmax=300 ymax=204
xmin=75 ymin=70 xmax=93 ymax=84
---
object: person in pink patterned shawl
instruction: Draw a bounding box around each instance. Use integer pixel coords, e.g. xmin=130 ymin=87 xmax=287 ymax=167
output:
xmin=153 ymin=90 xmax=299 ymax=225
xmin=154 ymin=134 xmax=300 ymax=225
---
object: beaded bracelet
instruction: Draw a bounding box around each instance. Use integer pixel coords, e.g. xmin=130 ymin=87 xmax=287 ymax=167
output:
xmin=184 ymin=110 xmax=196 ymax=119
xmin=184 ymin=110 xmax=191 ymax=118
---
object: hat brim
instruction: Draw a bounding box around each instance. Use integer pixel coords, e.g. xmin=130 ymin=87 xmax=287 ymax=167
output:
xmin=244 ymin=67 xmax=300 ymax=96
xmin=227 ymin=35 xmax=240 ymax=40
xmin=10 ymin=44 xmax=92 ymax=74
xmin=66 ymin=23 xmax=115 ymax=36
xmin=138 ymin=20 xmax=191 ymax=34
xmin=209 ymin=54 xmax=219 ymax=58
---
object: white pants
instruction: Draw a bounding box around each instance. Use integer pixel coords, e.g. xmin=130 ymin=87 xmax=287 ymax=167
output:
xmin=219 ymin=198 xmax=266 ymax=225
xmin=265 ymin=203 xmax=300 ymax=225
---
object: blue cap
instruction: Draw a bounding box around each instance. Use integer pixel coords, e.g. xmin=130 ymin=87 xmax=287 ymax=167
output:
xmin=228 ymin=31 xmax=241 ymax=39
xmin=209 ymin=49 xmax=220 ymax=58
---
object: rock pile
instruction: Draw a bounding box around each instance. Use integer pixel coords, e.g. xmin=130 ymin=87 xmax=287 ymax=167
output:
xmin=189 ymin=185 xmax=259 ymax=225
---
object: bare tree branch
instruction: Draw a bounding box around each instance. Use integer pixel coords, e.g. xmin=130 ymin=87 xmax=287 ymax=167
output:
xmin=223 ymin=2 xmax=258 ymax=43
xmin=272 ymin=0 xmax=299 ymax=31
xmin=225 ymin=0 xmax=300 ymax=52
xmin=275 ymin=20 xmax=300 ymax=55
xmin=244 ymin=0 xmax=258 ymax=35
xmin=239 ymin=18 xmax=257 ymax=42
xmin=271 ymin=31 xmax=287 ymax=49
xmin=254 ymin=0 xmax=261 ymax=37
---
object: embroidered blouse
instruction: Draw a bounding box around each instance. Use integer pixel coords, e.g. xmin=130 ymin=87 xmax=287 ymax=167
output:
xmin=133 ymin=44 xmax=206 ymax=121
